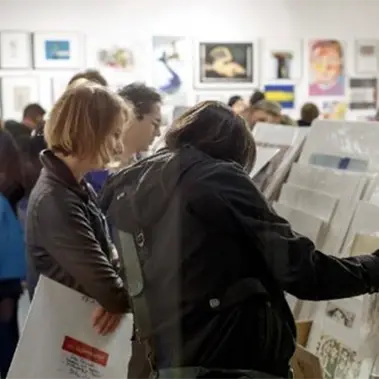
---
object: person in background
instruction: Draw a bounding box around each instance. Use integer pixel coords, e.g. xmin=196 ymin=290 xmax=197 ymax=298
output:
xmin=280 ymin=114 xmax=297 ymax=126
xmin=102 ymin=100 xmax=379 ymax=378
xmin=65 ymin=70 xmax=110 ymax=192
xmin=227 ymin=95 xmax=247 ymax=115
xmin=0 ymin=128 xmax=25 ymax=378
xmin=298 ymin=102 xmax=320 ymax=126
xmin=248 ymin=99 xmax=282 ymax=129
xmin=26 ymin=82 xmax=131 ymax=335
xmin=67 ymin=68 xmax=108 ymax=87
xmin=4 ymin=104 xmax=46 ymax=153
xmin=249 ymin=90 xmax=265 ymax=106
xmin=117 ymin=82 xmax=162 ymax=164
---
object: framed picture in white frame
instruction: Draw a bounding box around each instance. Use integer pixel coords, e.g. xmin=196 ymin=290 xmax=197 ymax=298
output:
xmin=33 ymin=32 xmax=84 ymax=69
xmin=0 ymin=76 xmax=40 ymax=120
xmin=261 ymin=38 xmax=302 ymax=82
xmin=355 ymin=39 xmax=379 ymax=75
xmin=193 ymin=40 xmax=258 ymax=89
xmin=0 ymin=31 xmax=32 ymax=69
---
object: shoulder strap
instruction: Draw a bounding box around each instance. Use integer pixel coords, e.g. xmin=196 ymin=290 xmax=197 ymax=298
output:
xmin=117 ymin=229 xmax=157 ymax=373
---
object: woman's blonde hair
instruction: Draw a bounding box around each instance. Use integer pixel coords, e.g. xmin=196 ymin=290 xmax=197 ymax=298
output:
xmin=44 ymin=81 xmax=130 ymax=165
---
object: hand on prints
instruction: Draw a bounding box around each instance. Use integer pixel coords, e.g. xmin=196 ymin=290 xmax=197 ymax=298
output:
xmin=91 ymin=306 xmax=124 ymax=335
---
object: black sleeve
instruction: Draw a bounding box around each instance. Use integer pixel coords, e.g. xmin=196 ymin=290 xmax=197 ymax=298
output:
xmin=190 ymin=163 xmax=379 ymax=301
xmin=36 ymin=191 xmax=130 ymax=313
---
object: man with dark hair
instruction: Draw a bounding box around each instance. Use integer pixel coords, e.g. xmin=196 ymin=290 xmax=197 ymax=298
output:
xmin=249 ymin=90 xmax=265 ymax=106
xmin=67 ymin=69 xmax=108 ymax=87
xmin=118 ymin=82 xmax=162 ymax=161
xmin=4 ymin=103 xmax=46 ymax=153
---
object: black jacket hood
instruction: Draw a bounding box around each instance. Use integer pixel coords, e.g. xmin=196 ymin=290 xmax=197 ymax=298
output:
xmin=99 ymin=147 xmax=205 ymax=232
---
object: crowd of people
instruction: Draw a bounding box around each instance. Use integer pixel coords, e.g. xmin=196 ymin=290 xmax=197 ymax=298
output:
xmin=1 ymin=70 xmax=379 ymax=379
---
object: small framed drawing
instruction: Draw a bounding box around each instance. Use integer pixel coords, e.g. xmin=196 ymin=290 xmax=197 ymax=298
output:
xmin=33 ymin=32 xmax=84 ymax=69
xmin=0 ymin=31 xmax=32 ymax=69
xmin=51 ymin=74 xmax=75 ymax=102
xmin=194 ymin=41 xmax=257 ymax=88
xmin=355 ymin=39 xmax=379 ymax=74
xmin=262 ymin=39 xmax=302 ymax=82
xmin=0 ymin=76 xmax=40 ymax=120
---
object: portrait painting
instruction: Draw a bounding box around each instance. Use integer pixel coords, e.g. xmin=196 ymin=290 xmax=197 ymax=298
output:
xmin=325 ymin=302 xmax=356 ymax=328
xmin=33 ymin=32 xmax=83 ymax=69
xmin=196 ymin=42 xmax=255 ymax=88
xmin=262 ymin=39 xmax=302 ymax=81
xmin=308 ymin=40 xmax=345 ymax=96
xmin=0 ymin=32 xmax=32 ymax=69
xmin=316 ymin=334 xmax=361 ymax=379
xmin=152 ymin=36 xmax=189 ymax=105
xmin=97 ymin=46 xmax=134 ymax=70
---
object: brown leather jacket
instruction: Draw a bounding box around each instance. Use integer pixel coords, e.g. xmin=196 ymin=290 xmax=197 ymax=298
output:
xmin=26 ymin=150 xmax=129 ymax=313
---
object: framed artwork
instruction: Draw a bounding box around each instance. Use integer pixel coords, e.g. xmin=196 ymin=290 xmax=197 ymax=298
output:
xmin=349 ymin=78 xmax=377 ymax=110
xmin=0 ymin=76 xmax=40 ymax=120
xmin=264 ymin=84 xmax=295 ymax=109
xmin=33 ymin=32 xmax=83 ymax=69
xmin=321 ymin=101 xmax=347 ymax=120
xmin=97 ymin=46 xmax=134 ymax=71
xmin=194 ymin=41 xmax=257 ymax=88
xmin=355 ymin=39 xmax=379 ymax=74
xmin=308 ymin=39 xmax=345 ymax=96
xmin=306 ymin=298 xmax=370 ymax=379
xmin=262 ymin=39 xmax=302 ymax=81
xmin=152 ymin=36 xmax=190 ymax=106
xmin=0 ymin=32 xmax=32 ymax=69
xmin=51 ymin=75 xmax=74 ymax=102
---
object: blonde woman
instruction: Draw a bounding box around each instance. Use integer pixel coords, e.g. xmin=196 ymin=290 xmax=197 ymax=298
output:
xmin=248 ymin=100 xmax=282 ymax=129
xmin=26 ymin=82 xmax=130 ymax=335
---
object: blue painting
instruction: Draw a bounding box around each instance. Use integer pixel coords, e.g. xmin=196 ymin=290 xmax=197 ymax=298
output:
xmin=45 ymin=40 xmax=70 ymax=60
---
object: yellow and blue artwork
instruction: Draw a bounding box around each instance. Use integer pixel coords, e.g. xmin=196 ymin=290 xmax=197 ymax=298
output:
xmin=45 ymin=40 xmax=70 ymax=60
xmin=264 ymin=84 xmax=295 ymax=109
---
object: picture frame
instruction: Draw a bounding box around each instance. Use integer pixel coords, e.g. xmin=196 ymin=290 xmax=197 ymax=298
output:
xmin=194 ymin=40 xmax=258 ymax=89
xmin=51 ymin=74 xmax=75 ymax=102
xmin=355 ymin=39 xmax=379 ymax=75
xmin=0 ymin=76 xmax=40 ymax=120
xmin=306 ymin=298 xmax=371 ymax=379
xmin=261 ymin=38 xmax=302 ymax=82
xmin=0 ymin=31 xmax=32 ymax=69
xmin=33 ymin=32 xmax=84 ymax=69
xmin=194 ymin=91 xmax=251 ymax=104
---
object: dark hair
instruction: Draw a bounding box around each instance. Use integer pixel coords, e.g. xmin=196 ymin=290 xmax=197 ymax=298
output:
xmin=0 ymin=128 xmax=24 ymax=195
xmin=300 ymin=102 xmax=320 ymax=124
xmin=118 ymin=82 xmax=161 ymax=120
xmin=23 ymin=103 xmax=46 ymax=121
xmin=249 ymin=90 xmax=265 ymax=106
xmin=165 ymin=101 xmax=256 ymax=172
xmin=68 ymin=69 xmax=108 ymax=87
xmin=227 ymin=95 xmax=242 ymax=107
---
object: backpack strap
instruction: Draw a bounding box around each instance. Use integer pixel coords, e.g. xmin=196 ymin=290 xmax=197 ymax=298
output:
xmin=117 ymin=229 xmax=157 ymax=376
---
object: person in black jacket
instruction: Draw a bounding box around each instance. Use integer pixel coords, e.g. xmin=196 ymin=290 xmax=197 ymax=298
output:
xmin=298 ymin=102 xmax=320 ymax=127
xmin=26 ymin=81 xmax=131 ymax=335
xmin=100 ymin=100 xmax=379 ymax=379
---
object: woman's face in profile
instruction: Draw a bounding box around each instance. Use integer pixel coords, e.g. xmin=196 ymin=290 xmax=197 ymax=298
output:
xmin=249 ymin=109 xmax=279 ymax=126
xmin=231 ymin=99 xmax=247 ymax=115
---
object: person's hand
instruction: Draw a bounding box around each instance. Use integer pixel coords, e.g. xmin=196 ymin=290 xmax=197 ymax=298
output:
xmin=91 ymin=306 xmax=124 ymax=335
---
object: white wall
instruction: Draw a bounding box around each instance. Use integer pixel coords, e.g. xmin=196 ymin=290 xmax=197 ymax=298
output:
xmin=0 ymin=0 xmax=378 ymax=117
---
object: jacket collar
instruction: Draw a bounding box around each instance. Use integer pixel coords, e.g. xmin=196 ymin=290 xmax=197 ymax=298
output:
xmin=40 ymin=149 xmax=89 ymax=201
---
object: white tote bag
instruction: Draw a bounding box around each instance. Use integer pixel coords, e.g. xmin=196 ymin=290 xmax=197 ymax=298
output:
xmin=8 ymin=276 xmax=133 ymax=379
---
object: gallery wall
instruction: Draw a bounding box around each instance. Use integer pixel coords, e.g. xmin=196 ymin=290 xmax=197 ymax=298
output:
xmin=0 ymin=0 xmax=379 ymax=121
